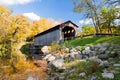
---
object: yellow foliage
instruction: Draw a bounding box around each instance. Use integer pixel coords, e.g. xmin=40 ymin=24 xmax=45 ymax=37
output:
xmin=15 ymin=59 xmax=36 ymax=72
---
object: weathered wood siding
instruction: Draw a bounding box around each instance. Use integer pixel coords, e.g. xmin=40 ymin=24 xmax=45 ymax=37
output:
xmin=34 ymin=29 xmax=60 ymax=46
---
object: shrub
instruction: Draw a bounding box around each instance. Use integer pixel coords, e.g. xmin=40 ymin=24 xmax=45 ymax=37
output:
xmin=86 ymin=60 xmax=99 ymax=74
xmin=74 ymin=61 xmax=88 ymax=73
xmin=50 ymin=42 xmax=63 ymax=52
xmin=50 ymin=42 xmax=66 ymax=55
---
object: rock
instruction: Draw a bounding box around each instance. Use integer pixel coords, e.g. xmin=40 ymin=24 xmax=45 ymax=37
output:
xmin=48 ymin=56 xmax=56 ymax=62
xmin=103 ymin=69 xmax=109 ymax=73
xmin=98 ymin=54 xmax=109 ymax=60
xmin=98 ymin=47 xmax=107 ymax=54
xmin=82 ymin=49 xmax=91 ymax=55
xmin=69 ymin=69 xmax=75 ymax=73
xmin=109 ymin=51 xmax=118 ymax=58
xmin=100 ymin=61 xmax=109 ymax=68
xmin=51 ymin=58 xmax=64 ymax=69
xmin=79 ymin=72 xmax=86 ymax=77
xmin=102 ymin=73 xmax=114 ymax=79
xmin=70 ymin=48 xmax=77 ymax=53
xmin=102 ymin=43 xmax=109 ymax=48
xmin=41 ymin=46 xmax=50 ymax=55
xmin=113 ymin=64 xmax=120 ymax=67
xmin=75 ymin=54 xmax=82 ymax=60
xmin=82 ymin=55 xmax=89 ymax=59
xmin=43 ymin=54 xmax=56 ymax=62
xmin=94 ymin=44 xmax=102 ymax=49
xmin=69 ymin=51 xmax=82 ymax=59
xmin=105 ymin=51 xmax=111 ymax=54
xmin=88 ymin=56 xmax=102 ymax=64
xmin=64 ymin=48 xmax=70 ymax=53
xmin=89 ymin=51 xmax=96 ymax=57
xmin=69 ymin=52 xmax=78 ymax=59
xmin=59 ymin=76 xmax=65 ymax=80
xmin=75 ymin=46 xmax=81 ymax=51
xmin=85 ymin=46 xmax=90 ymax=50
xmin=89 ymin=75 xmax=97 ymax=80
xmin=78 ymin=51 xmax=81 ymax=54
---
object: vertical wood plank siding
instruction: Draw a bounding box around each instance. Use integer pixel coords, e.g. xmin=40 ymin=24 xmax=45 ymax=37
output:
xmin=34 ymin=29 xmax=60 ymax=46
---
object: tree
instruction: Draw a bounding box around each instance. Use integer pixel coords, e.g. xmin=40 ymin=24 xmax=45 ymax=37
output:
xmin=100 ymin=6 xmax=120 ymax=33
xmin=105 ymin=0 xmax=120 ymax=6
xmin=0 ymin=5 xmax=12 ymax=57
xmin=28 ymin=18 xmax=59 ymax=39
xmin=72 ymin=0 xmax=105 ymax=33
xmin=81 ymin=25 xmax=95 ymax=35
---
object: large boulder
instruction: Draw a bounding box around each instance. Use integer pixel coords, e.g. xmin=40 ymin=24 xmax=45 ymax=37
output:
xmin=79 ymin=72 xmax=86 ymax=77
xmin=102 ymin=72 xmax=114 ymax=79
xmin=50 ymin=58 xmax=65 ymax=69
xmin=69 ymin=51 xmax=82 ymax=60
xmin=100 ymin=61 xmax=110 ymax=68
xmin=41 ymin=46 xmax=50 ymax=55
xmin=70 ymin=48 xmax=77 ymax=53
xmin=64 ymin=48 xmax=70 ymax=53
xmin=113 ymin=64 xmax=120 ymax=67
xmin=98 ymin=47 xmax=107 ymax=54
xmin=98 ymin=54 xmax=109 ymax=60
xmin=43 ymin=54 xmax=56 ymax=62
xmin=82 ymin=49 xmax=91 ymax=55
xmin=109 ymin=51 xmax=118 ymax=58
xmin=88 ymin=56 xmax=102 ymax=64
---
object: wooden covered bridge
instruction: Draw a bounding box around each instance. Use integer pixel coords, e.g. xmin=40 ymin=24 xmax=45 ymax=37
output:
xmin=34 ymin=20 xmax=78 ymax=46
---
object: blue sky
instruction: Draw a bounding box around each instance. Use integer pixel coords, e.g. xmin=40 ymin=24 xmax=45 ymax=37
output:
xmin=0 ymin=0 xmax=93 ymax=28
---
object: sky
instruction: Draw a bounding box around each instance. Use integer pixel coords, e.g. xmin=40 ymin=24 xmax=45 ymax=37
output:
xmin=0 ymin=0 xmax=93 ymax=28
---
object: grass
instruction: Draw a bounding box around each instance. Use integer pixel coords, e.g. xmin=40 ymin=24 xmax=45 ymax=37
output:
xmin=65 ymin=36 xmax=120 ymax=47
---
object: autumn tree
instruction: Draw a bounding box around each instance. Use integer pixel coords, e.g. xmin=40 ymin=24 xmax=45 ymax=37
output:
xmin=28 ymin=18 xmax=60 ymax=39
xmin=0 ymin=5 xmax=13 ymax=57
xmin=0 ymin=5 xmax=31 ymax=59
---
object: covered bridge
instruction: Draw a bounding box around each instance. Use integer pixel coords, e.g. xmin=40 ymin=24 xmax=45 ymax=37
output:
xmin=34 ymin=20 xmax=78 ymax=46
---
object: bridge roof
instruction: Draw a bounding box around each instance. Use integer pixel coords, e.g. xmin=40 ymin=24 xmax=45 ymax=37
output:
xmin=34 ymin=20 xmax=78 ymax=38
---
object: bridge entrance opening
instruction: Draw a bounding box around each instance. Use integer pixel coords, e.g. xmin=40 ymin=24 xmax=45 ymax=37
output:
xmin=62 ymin=26 xmax=75 ymax=40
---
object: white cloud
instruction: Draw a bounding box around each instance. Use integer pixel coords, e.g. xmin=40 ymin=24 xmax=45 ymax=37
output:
xmin=79 ymin=19 xmax=93 ymax=25
xmin=79 ymin=20 xmax=84 ymax=24
xmin=114 ymin=19 xmax=120 ymax=25
xmin=0 ymin=0 xmax=36 ymax=5
xmin=23 ymin=12 xmax=40 ymax=21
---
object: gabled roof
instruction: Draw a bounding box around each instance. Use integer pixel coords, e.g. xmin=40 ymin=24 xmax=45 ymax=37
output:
xmin=34 ymin=20 xmax=78 ymax=37
xmin=61 ymin=20 xmax=79 ymax=28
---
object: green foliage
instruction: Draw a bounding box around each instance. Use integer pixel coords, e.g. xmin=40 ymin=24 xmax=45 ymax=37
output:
xmin=66 ymin=73 xmax=80 ymax=80
xmin=86 ymin=60 xmax=99 ymax=74
xmin=20 ymin=43 xmax=30 ymax=54
xmin=0 ymin=44 xmax=4 ymax=56
xmin=100 ymin=6 xmax=120 ymax=33
xmin=50 ymin=42 xmax=63 ymax=52
xmin=74 ymin=61 xmax=88 ymax=73
xmin=82 ymin=25 xmax=95 ymax=35
xmin=64 ymin=60 xmax=99 ymax=79
xmin=114 ymin=73 xmax=120 ymax=80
